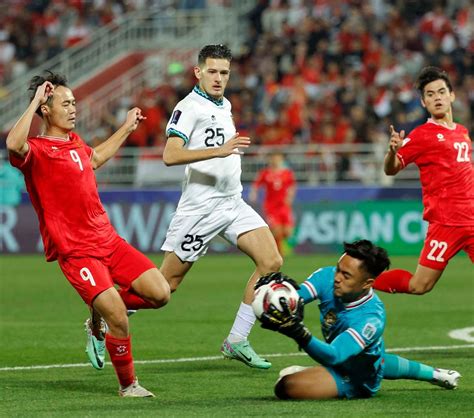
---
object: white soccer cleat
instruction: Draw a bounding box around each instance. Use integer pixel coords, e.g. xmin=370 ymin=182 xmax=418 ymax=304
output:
xmin=119 ymin=379 xmax=155 ymax=398
xmin=276 ymin=365 xmax=310 ymax=384
xmin=431 ymin=368 xmax=461 ymax=390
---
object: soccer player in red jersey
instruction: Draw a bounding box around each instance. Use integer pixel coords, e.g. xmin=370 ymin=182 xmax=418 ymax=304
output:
xmin=249 ymin=151 xmax=296 ymax=255
xmin=6 ymin=72 xmax=170 ymax=397
xmin=373 ymin=66 xmax=474 ymax=295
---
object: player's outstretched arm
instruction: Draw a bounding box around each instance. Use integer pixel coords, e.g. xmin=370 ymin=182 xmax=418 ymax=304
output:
xmin=384 ymin=125 xmax=404 ymax=175
xmin=259 ymin=295 xmax=363 ymax=366
xmin=303 ymin=331 xmax=363 ymax=366
xmin=6 ymin=81 xmax=54 ymax=158
xmin=163 ymin=133 xmax=251 ymax=166
xmin=92 ymin=107 xmax=145 ymax=169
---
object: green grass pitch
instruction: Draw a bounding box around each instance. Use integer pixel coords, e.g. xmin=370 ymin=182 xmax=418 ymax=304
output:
xmin=0 ymin=254 xmax=472 ymax=417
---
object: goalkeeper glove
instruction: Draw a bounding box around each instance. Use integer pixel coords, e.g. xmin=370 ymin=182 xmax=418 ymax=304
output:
xmin=255 ymin=271 xmax=301 ymax=291
xmin=260 ymin=298 xmax=312 ymax=348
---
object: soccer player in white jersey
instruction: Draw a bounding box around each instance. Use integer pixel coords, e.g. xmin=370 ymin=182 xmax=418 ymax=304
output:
xmin=160 ymin=44 xmax=283 ymax=369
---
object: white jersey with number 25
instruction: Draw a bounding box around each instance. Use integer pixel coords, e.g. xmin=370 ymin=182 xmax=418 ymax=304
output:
xmin=166 ymin=86 xmax=242 ymax=215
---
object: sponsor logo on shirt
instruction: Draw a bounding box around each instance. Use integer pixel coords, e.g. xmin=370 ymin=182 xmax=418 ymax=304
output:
xmin=211 ymin=115 xmax=217 ymax=125
xmin=437 ymin=133 xmax=445 ymax=141
xmin=323 ymin=310 xmax=337 ymax=327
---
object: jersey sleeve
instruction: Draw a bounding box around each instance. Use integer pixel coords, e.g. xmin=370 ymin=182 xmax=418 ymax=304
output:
xmin=298 ymin=267 xmax=334 ymax=305
xmin=396 ymin=128 xmax=424 ymax=168
xmin=345 ymin=313 xmax=384 ymax=351
xmin=303 ymin=312 xmax=384 ymax=366
xmin=165 ymin=100 xmax=197 ymax=145
xmin=303 ymin=331 xmax=364 ymax=366
xmin=8 ymin=140 xmax=36 ymax=170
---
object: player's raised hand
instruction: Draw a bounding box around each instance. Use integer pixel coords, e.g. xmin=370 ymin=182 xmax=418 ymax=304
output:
xmin=125 ymin=107 xmax=146 ymax=132
xmin=388 ymin=125 xmax=405 ymax=154
xmin=33 ymin=81 xmax=54 ymax=106
xmin=218 ymin=132 xmax=251 ymax=157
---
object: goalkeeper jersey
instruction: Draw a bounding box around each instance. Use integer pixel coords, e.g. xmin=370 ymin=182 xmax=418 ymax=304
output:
xmin=299 ymin=266 xmax=386 ymax=396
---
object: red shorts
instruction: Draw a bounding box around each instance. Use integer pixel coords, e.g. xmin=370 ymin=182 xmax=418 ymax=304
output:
xmin=264 ymin=206 xmax=294 ymax=228
xmin=419 ymin=223 xmax=474 ymax=270
xmin=58 ymin=238 xmax=156 ymax=305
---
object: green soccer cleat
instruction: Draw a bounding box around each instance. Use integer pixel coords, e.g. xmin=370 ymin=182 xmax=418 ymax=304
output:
xmin=84 ymin=318 xmax=106 ymax=370
xmin=220 ymin=338 xmax=272 ymax=369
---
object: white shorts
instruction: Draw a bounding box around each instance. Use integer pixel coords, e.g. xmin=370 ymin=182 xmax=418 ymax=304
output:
xmin=161 ymin=196 xmax=267 ymax=262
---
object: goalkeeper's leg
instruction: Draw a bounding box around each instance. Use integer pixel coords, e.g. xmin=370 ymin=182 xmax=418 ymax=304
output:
xmin=383 ymin=353 xmax=461 ymax=389
xmin=274 ymin=366 xmax=339 ymax=400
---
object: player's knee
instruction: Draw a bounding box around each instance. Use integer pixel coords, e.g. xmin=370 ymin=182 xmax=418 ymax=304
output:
xmin=260 ymin=253 xmax=283 ymax=273
xmin=147 ymin=285 xmax=171 ymax=308
xmin=275 ymin=375 xmax=301 ymax=400
xmin=274 ymin=377 xmax=292 ymax=400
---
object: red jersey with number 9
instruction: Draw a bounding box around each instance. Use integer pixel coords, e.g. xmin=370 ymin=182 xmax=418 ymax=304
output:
xmin=10 ymin=133 xmax=119 ymax=261
xmin=396 ymin=119 xmax=474 ymax=226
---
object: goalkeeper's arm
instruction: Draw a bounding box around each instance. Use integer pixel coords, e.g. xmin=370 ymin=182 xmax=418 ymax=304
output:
xmin=302 ymin=332 xmax=364 ymax=366
xmin=261 ymin=301 xmax=363 ymax=367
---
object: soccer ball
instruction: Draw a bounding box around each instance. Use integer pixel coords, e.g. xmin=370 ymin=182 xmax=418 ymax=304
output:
xmin=252 ymin=280 xmax=300 ymax=320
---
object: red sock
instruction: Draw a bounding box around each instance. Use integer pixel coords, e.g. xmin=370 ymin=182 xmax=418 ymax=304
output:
xmin=119 ymin=289 xmax=154 ymax=310
xmin=106 ymin=334 xmax=135 ymax=387
xmin=373 ymin=269 xmax=413 ymax=293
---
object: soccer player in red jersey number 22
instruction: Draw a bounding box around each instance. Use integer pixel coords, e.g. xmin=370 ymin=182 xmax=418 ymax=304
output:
xmin=374 ymin=66 xmax=474 ymax=295
xmin=6 ymin=72 xmax=170 ymax=397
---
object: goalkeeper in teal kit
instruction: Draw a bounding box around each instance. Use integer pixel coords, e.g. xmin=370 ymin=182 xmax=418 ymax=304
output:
xmin=257 ymin=240 xmax=461 ymax=400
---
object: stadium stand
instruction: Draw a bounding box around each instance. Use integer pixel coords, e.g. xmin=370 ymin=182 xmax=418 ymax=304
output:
xmin=0 ymin=0 xmax=472 ymax=186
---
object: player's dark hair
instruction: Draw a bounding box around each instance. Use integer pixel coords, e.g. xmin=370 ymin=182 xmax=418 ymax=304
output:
xmin=28 ymin=71 xmax=68 ymax=117
xmin=198 ymin=44 xmax=232 ymax=66
xmin=416 ymin=66 xmax=453 ymax=96
xmin=343 ymin=240 xmax=390 ymax=278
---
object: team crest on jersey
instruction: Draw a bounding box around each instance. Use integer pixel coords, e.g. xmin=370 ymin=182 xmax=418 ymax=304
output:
xmin=362 ymin=323 xmax=377 ymax=340
xmin=171 ymin=110 xmax=182 ymax=124
xmin=437 ymin=133 xmax=445 ymax=142
xmin=323 ymin=310 xmax=337 ymax=327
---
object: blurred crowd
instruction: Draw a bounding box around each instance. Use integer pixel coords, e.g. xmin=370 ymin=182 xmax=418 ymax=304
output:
xmin=0 ymin=0 xmax=472 ymax=182
xmin=234 ymin=0 xmax=472 ymax=145
xmin=109 ymin=0 xmax=473 ymax=152
xmin=0 ymin=0 xmax=228 ymax=85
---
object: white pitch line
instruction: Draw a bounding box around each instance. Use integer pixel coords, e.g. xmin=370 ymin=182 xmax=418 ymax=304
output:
xmin=1 ymin=343 xmax=473 ymax=372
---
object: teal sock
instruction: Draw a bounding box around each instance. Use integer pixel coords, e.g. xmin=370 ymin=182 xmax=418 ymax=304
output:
xmin=383 ymin=353 xmax=434 ymax=381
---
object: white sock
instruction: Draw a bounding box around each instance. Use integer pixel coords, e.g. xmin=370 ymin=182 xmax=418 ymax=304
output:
xmin=227 ymin=302 xmax=256 ymax=343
